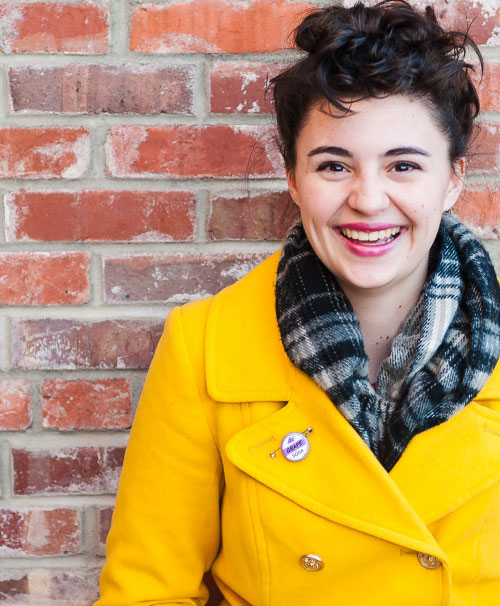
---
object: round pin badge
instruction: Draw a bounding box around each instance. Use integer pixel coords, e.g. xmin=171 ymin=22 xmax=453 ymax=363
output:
xmin=280 ymin=431 xmax=311 ymax=462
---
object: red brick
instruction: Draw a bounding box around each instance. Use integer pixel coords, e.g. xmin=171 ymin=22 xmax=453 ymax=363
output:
xmin=208 ymin=190 xmax=296 ymax=240
xmin=0 ymin=128 xmax=90 ymax=179
xmin=107 ymin=125 xmax=283 ymax=178
xmin=42 ymin=379 xmax=132 ymax=430
xmin=453 ymin=185 xmax=500 ymax=238
xmin=0 ymin=508 xmax=80 ymax=556
xmin=130 ymin=0 xmax=312 ymax=54
xmin=5 ymin=190 xmax=196 ymax=243
xmin=478 ymin=59 xmax=500 ymax=112
xmin=210 ymin=61 xmax=285 ymax=114
xmin=344 ymin=0 xmax=500 ymax=45
xmin=104 ymin=254 xmax=266 ymax=304
xmin=469 ymin=123 xmax=500 ymax=171
xmin=0 ymin=571 xmax=28 ymax=602
xmin=0 ymin=379 xmax=31 ymax=430
xmin=9 ymin=64 xmax=193 ymax=114
xmin=12 ymin=447 xmax=125 ymax=495
xmin=12 ymin=318 xmax=163 ymax=370
xmin=0 ymin=252 xmax=89 ymax=305
xmin=98 ymin=506 xmax=113 ymax=551
xmin=0 ymin=3 xmax=108 ymax=54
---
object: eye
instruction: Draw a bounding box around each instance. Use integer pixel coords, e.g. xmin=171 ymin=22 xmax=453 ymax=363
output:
xmin=316 ymin=161 xmax=346 ymax=173
xmin=391 ymin=161 xmax=420 ymax=172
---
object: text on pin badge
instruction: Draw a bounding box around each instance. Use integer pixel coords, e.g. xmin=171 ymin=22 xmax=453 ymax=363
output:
xmin=280 ymin=431 xmax=310 ymax=462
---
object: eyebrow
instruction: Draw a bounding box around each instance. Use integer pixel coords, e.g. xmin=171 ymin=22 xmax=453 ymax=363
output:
xmin=385 ymin=146 xmax=430 ymax=157
xmin=307 ymin=145 xmax=431 ymax=158
xmin=308 ymin=146 xmax=352 ymax=158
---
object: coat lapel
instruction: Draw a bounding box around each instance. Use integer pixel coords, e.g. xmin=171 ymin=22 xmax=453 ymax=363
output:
xmin=390 ymin=375 xmax=500 ymax=525
xmin=226 ymin=367 xmax=445 ymax=558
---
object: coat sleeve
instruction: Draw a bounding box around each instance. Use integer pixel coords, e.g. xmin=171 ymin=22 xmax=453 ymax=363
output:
xmin=95 ymin=305 xmax=223 ymax=606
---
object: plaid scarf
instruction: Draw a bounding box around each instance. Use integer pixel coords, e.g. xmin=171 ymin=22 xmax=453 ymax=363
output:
xmin=275 ymin=214 xmax=500 ymax=471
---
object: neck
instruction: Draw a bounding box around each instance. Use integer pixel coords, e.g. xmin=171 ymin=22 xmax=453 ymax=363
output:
xmin=340 ymin=268 xmax=427 ymax=384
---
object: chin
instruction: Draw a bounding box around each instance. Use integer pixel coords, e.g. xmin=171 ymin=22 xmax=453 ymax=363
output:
xmin=332 ymin=267 xmax=400 ymax=293
xmin=343 ymin=278 xmax=394 ymax=292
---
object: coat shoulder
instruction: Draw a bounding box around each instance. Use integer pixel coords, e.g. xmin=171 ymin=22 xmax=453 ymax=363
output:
xmin=174 ymin=250 xmax=280 ymax=354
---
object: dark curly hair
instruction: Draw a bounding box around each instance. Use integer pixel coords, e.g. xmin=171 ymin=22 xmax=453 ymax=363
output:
xmin=271 ymin=0 xmax=483 ymax=171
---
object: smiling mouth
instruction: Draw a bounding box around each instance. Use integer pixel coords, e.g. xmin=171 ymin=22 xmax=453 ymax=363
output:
xmin=339 ymin=227 xmax=402 ymax=245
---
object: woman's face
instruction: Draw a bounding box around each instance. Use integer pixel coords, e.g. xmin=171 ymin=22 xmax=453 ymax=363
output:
xmin=287 ymin=95 xmax=464 ymax=300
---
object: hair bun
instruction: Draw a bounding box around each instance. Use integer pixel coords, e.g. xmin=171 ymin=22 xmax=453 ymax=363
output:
xmin=295 ymin=11 xmax=331 ymax=54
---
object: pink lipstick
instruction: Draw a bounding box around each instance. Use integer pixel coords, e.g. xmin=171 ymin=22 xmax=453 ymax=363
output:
xmin=335 ymin=224 xmax=405 ymax=257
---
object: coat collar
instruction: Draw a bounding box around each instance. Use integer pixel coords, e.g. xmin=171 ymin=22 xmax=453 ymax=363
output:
xmin=206 ymin=250 xmax=294 ymax=403
xmin=205 ymin=248 xmax=500 ymax=410
xmin=207 ymin=251 xmax=500 ymax=574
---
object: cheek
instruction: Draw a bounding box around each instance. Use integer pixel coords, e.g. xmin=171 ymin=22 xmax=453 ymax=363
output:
xmin=298 ymin=187 xmax=339 ymax=221
xmin=300 ymin=203 xmax=334 ymax=226
xmin=407 ymin=196 xmax=445 ymax=224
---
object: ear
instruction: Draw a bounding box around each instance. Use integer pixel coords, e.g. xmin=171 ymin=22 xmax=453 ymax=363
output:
xmin=443 ymin=158 xmax=465 ymax=212
xmin=286 ymin=169 xmax=301 ymax=207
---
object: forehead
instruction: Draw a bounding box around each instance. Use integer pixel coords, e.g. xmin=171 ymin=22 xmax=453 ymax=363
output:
xmin=297 ymin=95 xmax=448 ymax=154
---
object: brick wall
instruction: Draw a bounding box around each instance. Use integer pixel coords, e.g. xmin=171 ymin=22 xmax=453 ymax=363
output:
xmin=0 ymin=1 xmax=499 ymax=605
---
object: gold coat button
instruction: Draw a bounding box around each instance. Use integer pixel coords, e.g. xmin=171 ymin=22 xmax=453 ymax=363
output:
xmin=417 ymin=552 xmax=442 ymax=569
xmin=299 ymin=554 xmax=324 ymax=571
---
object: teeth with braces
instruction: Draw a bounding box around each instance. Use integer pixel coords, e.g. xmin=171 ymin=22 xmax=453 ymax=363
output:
xmin=340 ymin=227 xmax=401 ymax=243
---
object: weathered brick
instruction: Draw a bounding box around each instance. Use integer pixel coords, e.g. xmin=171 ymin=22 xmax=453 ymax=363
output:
xmin=103 ymin=254 xmax=266 ymax=304
xmin=0 ymin=128 xmax=90 ymax=179
xmin=0 ymin=379 xmax=31 ymax=430
xmin=12 ymin=447 xmax=125 ymax=495
xmin=107 ymin=125 xmax=283 ymax=178
xmin=0 ymin=571 xmax=28 ymax=603
xmin=130 ymin=0 xmax=312 ymax=54
xmin=344 ymin=0 xmax=500 ymax=45
xmin=0 ymin=508 xmax=80 ymax=556
xmin=453 ymin=185 xmax=500 ymax=239
xmin=97 ymin=506 xmax=113 ymax=551
xmin=210 ymin=61 xmax=284 ymax=114
xmin=430 ymin=0 xmax=500 ymax=45
xmin=5 ymin=190 xmax=196 ymax=243
xmin=0 ymin=568 xmax=100 ymax=605
xmin=0 ymin=252 xmax=89 ymax=305
xmin=42 ymin=379 xmax=132 ymax=430
xmin=12 ymin=319 xmax=163 ymax=370
xmin=47 ymin=567 xmax=100 ymax=603
xmin=9 ymin=64 xmax=193 ymax=114
xmin=469 ymin=123 xmax=500 ymax=171
xmin=208 ymin=191 xmax=296 ymax=240
xmin=478 ymin=59 xmax=500 ymax=112
xmin=0 ymin=3 xmax=109 ymax=54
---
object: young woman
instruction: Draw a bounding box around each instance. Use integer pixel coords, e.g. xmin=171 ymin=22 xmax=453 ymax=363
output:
xmin=95 ymin=2 xmax=500 ymax=604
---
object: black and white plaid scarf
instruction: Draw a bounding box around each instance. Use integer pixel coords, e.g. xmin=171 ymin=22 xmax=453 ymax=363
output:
xmin=275 ymin=214 xmax=500 ymax=471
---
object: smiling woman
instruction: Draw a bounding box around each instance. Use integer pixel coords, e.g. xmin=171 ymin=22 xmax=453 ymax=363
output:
xmin=287 ymin=94 xmax=465 ymax=382
xmin=95 ymin=2 xmax=500 ymax=606
xmin=289 ymin=95 xmax=462 ymax=289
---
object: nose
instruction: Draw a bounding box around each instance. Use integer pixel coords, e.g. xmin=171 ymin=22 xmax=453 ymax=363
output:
xmin=347 ymin=172 xmax=389 ymax=215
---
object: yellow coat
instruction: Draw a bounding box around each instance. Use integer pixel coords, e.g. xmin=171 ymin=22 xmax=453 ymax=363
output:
xmin=96 ymin=252 xmax=500 ymax=606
